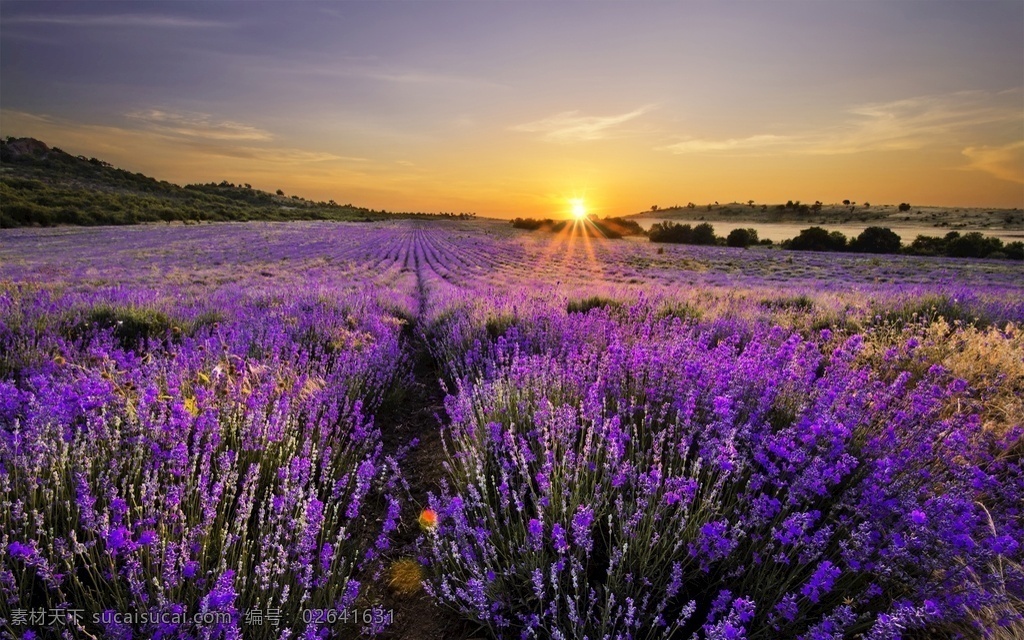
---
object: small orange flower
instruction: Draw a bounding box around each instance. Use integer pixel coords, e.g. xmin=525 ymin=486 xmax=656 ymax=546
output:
xmin=418 ymin=508 xmax=438 ymax=531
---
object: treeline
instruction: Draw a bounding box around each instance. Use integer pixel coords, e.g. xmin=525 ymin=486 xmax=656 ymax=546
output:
xmin=784 ymin=226 xmax=1023 ymax=260
xmin=510 ymin=216 xmax=645 ymax=239
xmin=648 ymin=221 xmax=767 ymax=247
xmin=0 ymin=137 xmax=469 ymax=228
xmin=646 ymin=221 xmax=1022 ymax=260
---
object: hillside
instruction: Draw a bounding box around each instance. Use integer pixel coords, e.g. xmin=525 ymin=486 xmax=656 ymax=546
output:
xmin=0 ymin=137 xmax=469 ymax=228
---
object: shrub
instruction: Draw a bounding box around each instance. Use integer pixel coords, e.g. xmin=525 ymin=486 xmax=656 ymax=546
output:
xmin=423 ymin=312 xmax=1022 ymax=639
xmin=785 ymin=227 xmax=847 ymax=252
xmin=566 ymin=296 xmax=621 ymax=315
xmin=649 ymin=222 xmax=694 ymax=244
xmin=726 ymin=228 xmax=759 ymax=248
xmin=947 ymin=232 xmax=1004 ymax=259
xmin=691 ymin=222 xmax=717 ymax=245
xmin=850 ymin=227 xmax=902 ymax=254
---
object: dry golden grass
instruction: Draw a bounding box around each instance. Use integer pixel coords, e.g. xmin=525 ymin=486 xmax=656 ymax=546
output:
xmin=930 ymin=321 xmax=1024 ymax=440
xmin=388 ymin=558 xmax=425 ymax=596
xmin=860 ymin=319 xmax=1023 ymax=440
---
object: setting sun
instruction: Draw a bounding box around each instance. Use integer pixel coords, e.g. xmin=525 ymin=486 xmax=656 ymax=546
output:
xmin=570 ymin=199 xmax=587 ymax=219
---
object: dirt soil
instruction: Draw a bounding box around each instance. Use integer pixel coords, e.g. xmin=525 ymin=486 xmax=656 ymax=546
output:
xmin=372 ymin=336 xmax=483 ymax=640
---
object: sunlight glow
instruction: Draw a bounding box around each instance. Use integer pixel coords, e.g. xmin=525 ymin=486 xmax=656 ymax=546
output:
xmin=570 ymin=198 xmax=587 ymax=220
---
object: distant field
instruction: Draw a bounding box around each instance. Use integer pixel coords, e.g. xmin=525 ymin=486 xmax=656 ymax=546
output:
xmin=2 ymin=220 xmax=1022 ymax=639
xmin=632 ymin=201 xmax=1024 ymax=229
xmin=632 ymin=202 xmax=1024 ymax=243
xmin=634 ymin=218 xmax=1024 ymax=243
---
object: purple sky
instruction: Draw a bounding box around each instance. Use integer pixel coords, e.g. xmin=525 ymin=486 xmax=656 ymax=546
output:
xmin=2 ymin=1 xmax=1022 ymax=216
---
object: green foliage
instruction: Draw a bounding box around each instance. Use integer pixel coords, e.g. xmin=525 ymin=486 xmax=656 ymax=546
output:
xmin=726 ymin=227 xmax=759 ymax=248
xmin=903 ymin=231 xmax=1019 ymax=260
xmin=82 ymin=305 xmax=174 ymax=351
xmin=690 ymin=222 xmax=717 ymax=245
xmin=566 ymin=296 xmax=621 ymax=315
xmin=649 ymin=221 xmax=719 ymax=245
xmin=760 ymin=295 xmax=814 ymax=312
xmin=485 ymin=314 xmax=518 ymax=339
xmin=600 ymin=216 xmax=645 ymax=236
xmin=850 ymin=227 xmax=902 ymax=254
xmin=873 ymin=294 xmax=991 ymax=329
xmin=785 ymin=227 xmax=848 ymax=252
xmin=947 ymin=232 xmax=1005 ymax=259
xmin=649 ymin=221 xmax=694 ymax=243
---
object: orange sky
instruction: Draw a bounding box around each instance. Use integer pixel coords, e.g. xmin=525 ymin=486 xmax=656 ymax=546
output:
xmin=2 ymin=3 xmax=1022 ymax=217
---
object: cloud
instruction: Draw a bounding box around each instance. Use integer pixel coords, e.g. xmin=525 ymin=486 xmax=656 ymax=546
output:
xmin=3 ymin=13 xmax=226 ymax=29
xmin=285 ymin=59 xmax=507 ymax=89
xmin=512 ymin=105 xmax=655 ymax=143
xmin=178 ymin=142 xmax=342 ymax=164
xmin=660 ymin=134 xmax=790 ymax=154
xmin=962 ymin=141 xmax=1024 ymax=184
xmin=126 ymin=110 xmax=273 ymax=142
xmin=660 ymin=89 xmax=1022 ymax=157
xmin=824 ymin=90 xmax=1021 ymax=154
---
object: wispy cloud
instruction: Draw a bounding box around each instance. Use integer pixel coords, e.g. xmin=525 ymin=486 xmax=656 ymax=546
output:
xmin=962 ymin=141 xmax=1024 ymax=184
xmin=178 ymin=142 xmax=342 ymax=164
xmin=512 ymin=105 xmax=656 ymax=143
xmin=660 ymin=90 xmax=1022 ymax=157
xmin=126 ymin=110 xmax=273 ymax=142
xmin=661 ymin=134 xmax=791 ymax=154
xmin=287 ymin=59 xmax=506 ymax=89
xmin=3 ymin=13 xmax=226 ymax=29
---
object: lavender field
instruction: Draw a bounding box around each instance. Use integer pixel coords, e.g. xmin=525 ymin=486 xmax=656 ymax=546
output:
xmin=1 ymin=220 xmax=1023 ymax=639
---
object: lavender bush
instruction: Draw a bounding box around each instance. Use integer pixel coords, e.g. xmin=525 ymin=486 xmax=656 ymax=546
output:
xmin=423 ymin=298 xmax=1023 ymax=638
xmin=1 ymin=283 xmax=408 ymax=638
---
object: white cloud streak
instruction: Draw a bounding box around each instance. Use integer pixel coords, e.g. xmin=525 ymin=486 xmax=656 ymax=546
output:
xmin=126 ymin=110 xmax=273 ymax=142
xmin=512 ymin=105 xmax=656 ymax=143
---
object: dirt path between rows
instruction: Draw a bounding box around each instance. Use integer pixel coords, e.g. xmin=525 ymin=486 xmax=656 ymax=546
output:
xmin=372 ymin=239 xmax=481 ymax=639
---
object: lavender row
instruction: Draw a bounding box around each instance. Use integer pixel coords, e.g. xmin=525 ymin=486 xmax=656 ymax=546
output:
xmin=421 ymin=294 xmax=1023 ymax=639
xmin=0 ymin=278 xmax=410 ymax=638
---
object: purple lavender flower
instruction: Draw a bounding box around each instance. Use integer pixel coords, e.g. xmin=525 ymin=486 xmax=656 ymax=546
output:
xmin=527 ymin=518 xmax=544 ymax=550
xmin=551 ymin=523 xmax=568 ymax=553
xmin=571 ymin=506 xmax=594 ymax=553
xmin=105 ymin=526 xmax=132 ymax=553
xmin=801 ymin=561 xmax=841 ymax=604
